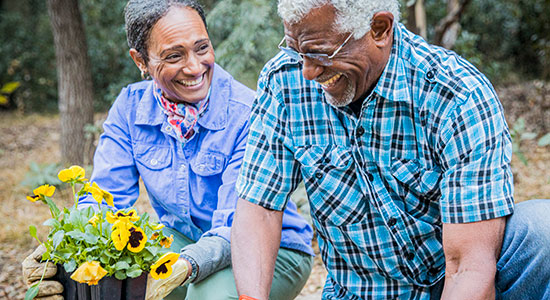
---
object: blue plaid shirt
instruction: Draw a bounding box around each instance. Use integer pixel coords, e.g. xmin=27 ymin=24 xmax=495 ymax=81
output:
xmin=236 ymin=23 xmax=514 ymax=299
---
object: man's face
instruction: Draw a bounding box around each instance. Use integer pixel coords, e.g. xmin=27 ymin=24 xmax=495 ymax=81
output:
xmin=283 ymin=4 xmax=390 ymax=107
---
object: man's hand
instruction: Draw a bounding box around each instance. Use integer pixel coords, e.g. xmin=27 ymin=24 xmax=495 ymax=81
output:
xmin=21 ymin=245 xmax=64 ymax=299
xmin=145 ymin=257 xmax=190 ymax=300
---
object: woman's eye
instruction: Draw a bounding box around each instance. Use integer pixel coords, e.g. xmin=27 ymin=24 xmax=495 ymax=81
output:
xmin=164 ymin=53 xmax=182 ymax=62
xmin=197 ymin=44 xmax=210 ymax=54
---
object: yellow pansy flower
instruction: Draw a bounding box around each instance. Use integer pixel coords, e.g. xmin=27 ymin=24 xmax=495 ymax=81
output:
xmin=111 ymin=220 xmax=130 ymax=251
xmin=127 ymin=224 xmax=147 ymax=253
xmin=84 ymin=182 xmax=113 ymax=207
xmin=106 ymin=209 xmax=139 ymax=224
xmin=58 ymin=165 xmax=87 ymax=183
xmin=27 ymin=184 xmax=56 ymax=202
xmin=88 ymin=214 xmax=100 ymax=227
xmin=70 ymin=261 xmax=107 ymax=285
xmin=150 ymin=252 xmax=180 ymax=280
xmin=159 ymin=234 xmax=174 ymax=249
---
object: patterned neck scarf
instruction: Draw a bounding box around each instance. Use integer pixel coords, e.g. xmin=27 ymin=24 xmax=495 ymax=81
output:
xmin=153 ymin=82 xmax=210 ymax=144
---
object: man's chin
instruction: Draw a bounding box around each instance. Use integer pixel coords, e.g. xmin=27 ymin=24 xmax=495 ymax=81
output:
xmin=325 ymin=85 xmax=356 ymax=107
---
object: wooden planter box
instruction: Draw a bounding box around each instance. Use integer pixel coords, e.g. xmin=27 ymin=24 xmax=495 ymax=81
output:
xmin=54 ymin=265 xmax=147 ymax=300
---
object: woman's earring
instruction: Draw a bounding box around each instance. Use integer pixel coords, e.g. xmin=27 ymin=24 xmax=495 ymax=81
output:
xmin=140 ymin=69 xmax=150 ymax=80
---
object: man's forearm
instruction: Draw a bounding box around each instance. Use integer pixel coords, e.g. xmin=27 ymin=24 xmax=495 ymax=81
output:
xmin=441 ymin=262 xmax=496 ymax=300
xmin=231 ymin=198 xmax=283 ymax=300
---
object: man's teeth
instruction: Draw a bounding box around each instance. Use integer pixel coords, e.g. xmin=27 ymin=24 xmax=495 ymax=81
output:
xmin=179 ymin=75 xmax=204 ymax=86
xmin=319 ymin=73 xmax=342 ymax=87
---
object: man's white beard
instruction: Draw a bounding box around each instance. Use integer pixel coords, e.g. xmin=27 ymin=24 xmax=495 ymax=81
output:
xmin=324 ymin=76 xmax=356 ymax=107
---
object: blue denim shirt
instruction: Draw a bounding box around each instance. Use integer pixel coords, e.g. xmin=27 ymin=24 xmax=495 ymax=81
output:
xmin=80 ymin=64 xmax=314 ymax=256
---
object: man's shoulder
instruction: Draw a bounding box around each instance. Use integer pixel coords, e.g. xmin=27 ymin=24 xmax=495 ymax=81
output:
xmin=398 ymin=24 xmax=493 ymax=98
xmin=258 ymin=52 xmax=305 ymax=87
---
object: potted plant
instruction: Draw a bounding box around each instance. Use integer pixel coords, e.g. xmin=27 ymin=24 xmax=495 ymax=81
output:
xmin=24 ymin=165 xmax=179 ymax=300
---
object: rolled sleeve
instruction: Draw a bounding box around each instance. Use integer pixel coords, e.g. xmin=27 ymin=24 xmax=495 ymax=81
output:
xmin=438 ymin=85 xmax=514 ymax=223
xmin=236 ymin=70 xmax=301 ymax=211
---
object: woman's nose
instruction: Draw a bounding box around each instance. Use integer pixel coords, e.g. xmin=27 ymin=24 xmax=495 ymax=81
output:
xmin=182 ymin=54 xmax=202 ymax=74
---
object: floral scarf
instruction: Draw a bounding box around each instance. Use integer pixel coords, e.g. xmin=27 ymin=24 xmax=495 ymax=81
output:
xmin=153 ymin=82 xmax=210 ymax=145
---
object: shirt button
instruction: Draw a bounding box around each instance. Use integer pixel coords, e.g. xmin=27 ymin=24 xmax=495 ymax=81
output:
xmin=387 ymin=217 xmax=397 ymax=226
xmin=405 ymin=251 xmax=415 ymax=260
xmin=426 ymin=70 xmax=435 ymax=79
xmin=356 ymin=126 xmax=365 ymax=137
xmin=315 ymin=172 xmax=323 ymax=179
xmin=150 ymin=159 xmax=158 ymax=166
xmin=165 ymin=126 xmax=172 ymax=131
xmin=366 ymin=172 xmax=374 ymax=181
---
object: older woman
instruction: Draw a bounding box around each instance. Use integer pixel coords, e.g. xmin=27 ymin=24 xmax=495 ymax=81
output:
xmin=22 ymin=0 xmax=313 ymax=299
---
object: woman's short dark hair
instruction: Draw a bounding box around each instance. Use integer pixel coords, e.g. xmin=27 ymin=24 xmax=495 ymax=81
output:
xmin=124 ymin=0 xmax=207 ymax=63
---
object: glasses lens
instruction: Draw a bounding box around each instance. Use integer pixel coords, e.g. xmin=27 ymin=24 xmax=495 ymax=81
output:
xmin=305 ymin=53 xmax=332 ymax=66
xmin=279 ymin=46 xmax=302 ymax=62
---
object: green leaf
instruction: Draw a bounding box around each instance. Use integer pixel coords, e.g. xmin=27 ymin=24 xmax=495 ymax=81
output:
xmin=100 ymin=253 xmax=110 ymax=265
xmin=29 ymin=225 xmax=38 ymax=239
xmin=538 ymin=133 xmax=550 ymax=147
xmin=115 ymin=270 xmax=127 ymax=280
xmin=521 ymin=132 xmax=537 ymax=140
xmin=1 ymin=81 xmax=21 ymax=94
xmin=126 ymin=268 xmax=143 ymax=278
xmin=114 ymin=261 xmax=130 ymax=270
xmin=83 ymin=233 xmax=99 ymax=244
xmin=67 ymin=230 xmax=86 ymax=241
xmin=0 ymin=95 xmax=7 ymax=105
xmin=52 ymin=230 xmax=65 ymax=248
xmin=63 ymin=260 xmax=77 ymax=273
xmin=24 ymin=283 xmax=40 ymax=300
xmin=43 ymin=218 xmax=61 ymax=228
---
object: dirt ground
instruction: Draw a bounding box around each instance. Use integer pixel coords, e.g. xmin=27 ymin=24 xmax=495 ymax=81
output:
xmin=0 ymin=81 xmax=549 ymax=299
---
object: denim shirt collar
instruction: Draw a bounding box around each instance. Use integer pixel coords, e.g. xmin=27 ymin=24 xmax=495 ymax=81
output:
xmin=135 ymin=63 xmax=230 ymax=130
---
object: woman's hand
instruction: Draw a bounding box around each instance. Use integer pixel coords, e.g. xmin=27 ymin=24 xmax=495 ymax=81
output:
xmin=145 ymin=257 xmax=191 ymax=300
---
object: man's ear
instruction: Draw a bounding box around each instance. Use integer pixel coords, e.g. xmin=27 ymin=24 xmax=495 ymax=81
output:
xmin=370 ymin=11 xmax=394 ymax=47
xmin=129 ymin=48 xmax=147 ymax=73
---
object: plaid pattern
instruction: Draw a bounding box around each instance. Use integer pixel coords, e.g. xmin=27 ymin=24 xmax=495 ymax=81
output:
xmin=236 ymin=23 xmax=514 ymax=299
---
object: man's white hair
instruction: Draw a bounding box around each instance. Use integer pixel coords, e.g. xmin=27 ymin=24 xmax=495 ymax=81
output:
xmin=278 ymin=0 xmax=400 ymax=39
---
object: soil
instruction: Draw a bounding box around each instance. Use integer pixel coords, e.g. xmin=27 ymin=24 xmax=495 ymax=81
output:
xmin=0 ymin=81 xmax=549 ymax=299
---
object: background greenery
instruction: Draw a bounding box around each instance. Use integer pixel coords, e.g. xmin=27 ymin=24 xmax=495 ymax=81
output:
xmin=1 ymin=0 xmax=549 ymax=111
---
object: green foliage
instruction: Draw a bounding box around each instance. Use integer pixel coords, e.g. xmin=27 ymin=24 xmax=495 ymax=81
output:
xmin=21 ymin=162 xmax=62 ymax=188
xmin=208 ymin=0 xmax=283 ymax=88
xmin=510 ymin=118 xmax=550 ymax=165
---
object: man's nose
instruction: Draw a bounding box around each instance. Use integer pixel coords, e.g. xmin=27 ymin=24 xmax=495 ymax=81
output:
xmin=301 ymin=58 xmax=324 ymax=81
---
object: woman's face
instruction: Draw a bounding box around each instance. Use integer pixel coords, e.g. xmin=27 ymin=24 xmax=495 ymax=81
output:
xmin=144 ymin=6 xmax=215 ymax=104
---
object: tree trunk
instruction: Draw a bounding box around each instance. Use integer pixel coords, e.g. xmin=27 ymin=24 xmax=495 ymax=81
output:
xmin=46 ymin=0 xmax=94 ymax=166
xmin=406 ymin=0 xmax=427 ymax=40
xmin=434 ymin=0 xmax=471 ymax=49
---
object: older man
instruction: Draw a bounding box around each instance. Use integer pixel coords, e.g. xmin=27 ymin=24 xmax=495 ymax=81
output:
xmin=231 ymin=0 xmax=550 ymax=299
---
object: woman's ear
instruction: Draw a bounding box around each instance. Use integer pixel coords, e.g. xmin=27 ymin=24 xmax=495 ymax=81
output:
xmin=370 ymin=11 xmax=394 ymax=48
xmin=129 ymin=48 xmax=147 ymax=73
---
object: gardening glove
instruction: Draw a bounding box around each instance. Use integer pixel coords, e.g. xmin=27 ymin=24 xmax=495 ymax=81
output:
xmin=145 ymin=258 xmax=190 ymax=300
xmin=22 ymin=244 xmax=64 ymax=299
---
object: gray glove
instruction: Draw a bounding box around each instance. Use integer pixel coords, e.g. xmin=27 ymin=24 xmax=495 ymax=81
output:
xmin=145 ymin=258 xmax=190 ymax=300
xmin=21 ymin=245 xmax=64 ymax=299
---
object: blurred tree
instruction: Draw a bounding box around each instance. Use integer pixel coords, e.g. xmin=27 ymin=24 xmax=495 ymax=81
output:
xmin=406 ymin=0 xmax=428 ymax=39
xmin=47 ymin=0 xmax=94 ymax=165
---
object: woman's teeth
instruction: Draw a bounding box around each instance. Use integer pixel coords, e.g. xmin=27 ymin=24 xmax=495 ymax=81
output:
xmin=319 ymin=73 xmax=342 ymax=87
xmin=179 ymin=74 xmax=204 ymax=87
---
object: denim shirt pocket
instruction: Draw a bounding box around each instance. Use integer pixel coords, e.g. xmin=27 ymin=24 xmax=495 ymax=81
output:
xmin=134 ymin=143 xmax=172 ymax=170
xmin=190 ymin=151 xmax=226 ymax=176
xmin=390 ymin=158 xmax=442 ymax=197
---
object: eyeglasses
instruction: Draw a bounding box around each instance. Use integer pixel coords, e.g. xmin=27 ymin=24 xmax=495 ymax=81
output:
xmin=278 ymin=33 xmax=353 ymax=66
